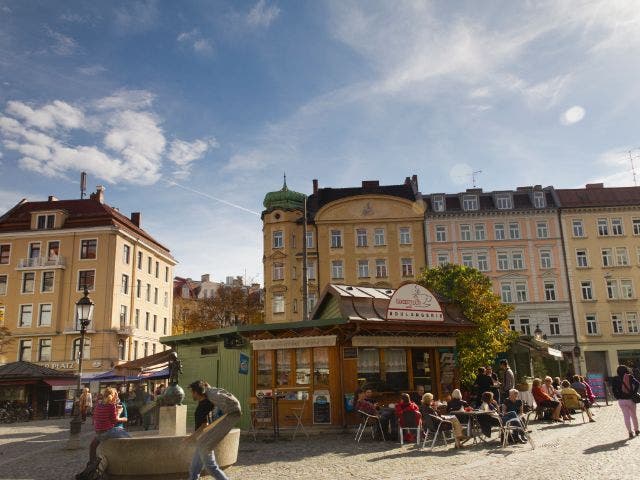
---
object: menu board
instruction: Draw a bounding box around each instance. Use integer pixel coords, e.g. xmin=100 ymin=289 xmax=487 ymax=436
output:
xmin=587 ymin=373 xmax=605 ymax=399
xmin=313 ymin=390 xmax=331 ymax=424
xmin=255 ymin=391 xmax=274 ymax=424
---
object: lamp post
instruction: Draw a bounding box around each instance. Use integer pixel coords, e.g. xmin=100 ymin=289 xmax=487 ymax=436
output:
xmin=66 ymin=288 xmax=94 ymax=449
xmin=533 ymin=324 xmax=544 ymax=341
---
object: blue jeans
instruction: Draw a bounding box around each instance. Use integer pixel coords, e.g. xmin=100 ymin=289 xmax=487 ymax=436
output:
xmin=189 ymin=448 xmax=228 ymax=480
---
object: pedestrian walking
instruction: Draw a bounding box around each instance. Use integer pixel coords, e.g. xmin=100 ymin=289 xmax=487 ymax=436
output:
xmin=79 ymin=387 xmax=92 ymax=422
xmin=611 ymin=365 xmax=640 ymax=439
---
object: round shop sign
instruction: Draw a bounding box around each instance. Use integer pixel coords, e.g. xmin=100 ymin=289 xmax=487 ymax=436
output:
xmin=386 ymin=283 xmax=444 ymax=322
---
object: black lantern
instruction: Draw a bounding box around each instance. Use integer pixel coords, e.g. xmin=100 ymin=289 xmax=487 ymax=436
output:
xmin=573 ymin=346 xmax=581 ymax=357
xmin=76 ymin=287 xmax=94 ymax=329
xmin=534 ymin=324 xmax=543 ymax=341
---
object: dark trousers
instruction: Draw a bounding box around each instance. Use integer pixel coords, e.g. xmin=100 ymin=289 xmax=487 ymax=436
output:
xmin=378 ymin=408 xmax=398 ymax=440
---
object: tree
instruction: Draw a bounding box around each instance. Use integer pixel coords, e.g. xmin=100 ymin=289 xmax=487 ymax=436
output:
xmin=0 ymin=325 xmax=13 ymax=355
xmin=417 ymin=264 xmax=517 ymax=386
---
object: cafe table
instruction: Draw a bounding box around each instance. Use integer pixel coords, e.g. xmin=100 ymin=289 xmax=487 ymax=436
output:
xmin=452 ymin=410 xmax=494 ymax=444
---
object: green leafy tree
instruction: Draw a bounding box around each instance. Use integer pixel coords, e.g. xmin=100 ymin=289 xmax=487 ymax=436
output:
xmin=0 ymin=325 xmax=12 ymax=355
xmin=417 ymin=264 xmax=517 ymax=386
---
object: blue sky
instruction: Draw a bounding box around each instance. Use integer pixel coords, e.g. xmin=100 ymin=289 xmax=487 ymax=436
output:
xmin=1 ymin=1 xmax=639 ymax=282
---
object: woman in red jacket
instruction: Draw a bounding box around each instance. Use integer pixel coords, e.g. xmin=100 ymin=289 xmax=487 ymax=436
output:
xmin=532 ymin=378 xmax=562 ymax=422
xmin=395 ymin=393 xmax=421 ymax=442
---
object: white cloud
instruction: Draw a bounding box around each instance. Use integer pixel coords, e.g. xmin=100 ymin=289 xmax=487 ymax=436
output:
xmin=46 ymin=28 xmax=78 ymax=56
xmin=77 ymin=64 xmax=107 ymax=76
xmin=560 ymin=105 xmax=586 ymax=125
xmin=247 ymin=0 xmax=280 ymax=28
xmin=585 ymin=146 xmax=639 ymax=187
xmin=177 ymin=29 xmax=214 ymax=55
xmin=0 ymin=90 xmax=215 ymax=186
xmin=113 ymin=0 xmax=159 ymax=34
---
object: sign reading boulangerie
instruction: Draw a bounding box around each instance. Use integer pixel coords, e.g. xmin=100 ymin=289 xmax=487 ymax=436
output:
xmin=386 ymin=284 xmax=444 ymax=321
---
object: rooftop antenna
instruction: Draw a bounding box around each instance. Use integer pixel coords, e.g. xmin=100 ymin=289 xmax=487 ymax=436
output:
xmin=629 ymin=149 xmax=639 ymax=186
xmin=472 ymin=170 xmax=482 ymax=188
xmin=283 ymin=172 xmax=288 ymax=190
xmin=80 ymin=172 xmax=87 ymax=199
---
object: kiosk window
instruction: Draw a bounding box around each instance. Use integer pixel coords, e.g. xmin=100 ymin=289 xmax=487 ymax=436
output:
xmin=384 ymin=348 xmax=408 ymax=391
xmin=411 ymin=349 xmax=433 ymax=393
xmin=296 ymin=348 xmax=311 ymax=385
xmin=357 ymin=348 xmax=380 ymax=385
xmin=313 ymin=347 xmax=330 ymax=385
xmin=256 ymin=351 xmax=273 ymax=388
xmin=276 ymin=349 xmax=292 ymax=386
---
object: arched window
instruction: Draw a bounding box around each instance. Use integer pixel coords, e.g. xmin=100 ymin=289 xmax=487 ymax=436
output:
xmin=72 ymin=337 xmax=91 ymax=361
xmin=118 ymin=339 xmax=126 ymax=361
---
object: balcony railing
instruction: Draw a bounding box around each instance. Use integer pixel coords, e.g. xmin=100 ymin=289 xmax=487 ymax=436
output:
xmin=17 ymin=256 xmax=66 ymax=269
xmin=116 ymin=324 xmax=133 ymax=335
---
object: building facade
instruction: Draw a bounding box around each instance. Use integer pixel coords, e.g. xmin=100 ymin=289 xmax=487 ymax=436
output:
xmin=0 ymin=187 xmax=176 ymax=378
xmin=262 ymin=177 xmax=426 ymax=324
xmin=557 ymin=184 xmax=640 ymax=376
xmin=424 ymin=186 xmax=576 ymax=360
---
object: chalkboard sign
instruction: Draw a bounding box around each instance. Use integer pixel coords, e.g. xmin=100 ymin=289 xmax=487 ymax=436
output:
xmin=255 ymin=394 xmax=273 ymax=424
xmin=313 ymin=391 xmax=331 ymax=424
xmin=587 ymin=373 xmax=605 ymax=399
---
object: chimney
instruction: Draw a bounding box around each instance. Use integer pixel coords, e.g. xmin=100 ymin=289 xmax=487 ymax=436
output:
xmin=362 ymin=180 xmax=380 ymax=191
xmin=201 ymin=274 xmax=210 ymax=283
xmin=130 ymin=212 xmax=141 ymax=227
xmin=586 ymin=183 xmax=604 ymax=189
xmin=48 ymin=195 xmax=58 ymax=202
xmin=90 ymin=185 xmax=105 ymax=204
xmin=312 ymin=179 xmax=318 ymax=195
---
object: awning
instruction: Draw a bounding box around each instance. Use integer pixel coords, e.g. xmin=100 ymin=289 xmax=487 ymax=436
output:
xmin=113 ymin=349 xmax=175 ymax=376
xmin=44 ymin=378 xmax=77 ymax=391
xmin=251 ymin=335 xmax=337 ymax=351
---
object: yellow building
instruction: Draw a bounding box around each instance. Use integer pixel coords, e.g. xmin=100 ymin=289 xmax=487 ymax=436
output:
xmin=262 ymin=176 xmax=426 ymax=323
xmin=558 ymin=184 xmax=640 ymax=376
xmin=0 ymin=186 xmax=176 ymax=379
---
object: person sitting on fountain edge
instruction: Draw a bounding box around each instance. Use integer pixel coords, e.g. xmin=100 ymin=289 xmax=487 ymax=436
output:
xmin=185 ymin=380 xmax=241 ymax=480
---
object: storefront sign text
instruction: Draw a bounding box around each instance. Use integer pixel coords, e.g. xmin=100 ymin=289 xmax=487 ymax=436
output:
xmin=36 ymin=362 xmax=77 ymax=370
xmin=251 ymin=335 xmax=337 ymax=351
xmin=386 ymin=284 xmax=444 ymax=321
xmin=351 ymin=336 xmax=455 ymax=347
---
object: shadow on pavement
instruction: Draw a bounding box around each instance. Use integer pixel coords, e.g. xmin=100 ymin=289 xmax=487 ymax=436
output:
xmin=583 ymin=438 xmax=629 ymax=454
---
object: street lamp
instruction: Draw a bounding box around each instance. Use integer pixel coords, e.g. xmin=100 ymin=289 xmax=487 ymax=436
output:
xmin=533 ymin=324 xmax=544 ymax=341
xmin=66 ymin=288 xmax=94 ymax=449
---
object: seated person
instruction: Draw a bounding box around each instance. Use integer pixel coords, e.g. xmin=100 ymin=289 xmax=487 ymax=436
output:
xmin=544 ymin=376 xmax=573 ymax=421
xmin=446 ymin=389 xmax=469 ymax=413
xmin=501 ymin=389 xmax=527 ymax=443
xmin=421 ymin=393 xmax=469 ymax=448
xmin=560 ymin=380 xmax=595 ymax=422
xmin=359 ymin=388 xmax=398 ymax=440
xmin=580 ymin=376 xmax=596 ymax=406
xmin=410 ymin=385 xmax=426 ymax=405
xmin=532 ymin=378 xmax=562 ymax=422
xmin=394 ymin=393 xmax=421 ymax=442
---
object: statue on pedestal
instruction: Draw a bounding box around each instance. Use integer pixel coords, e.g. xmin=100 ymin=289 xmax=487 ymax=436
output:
xmin=158 ymin=352 xmax=185 ymax=407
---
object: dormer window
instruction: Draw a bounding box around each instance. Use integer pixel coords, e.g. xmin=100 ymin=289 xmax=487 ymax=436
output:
xmin=462 ymin=195 xmax=478 ymax=211
xmin=533 ymin=191 xmax=545 ymax=208
xmin=495 ymin=194 xmax=512 ymax=210
xmin=432 ymin=195 xmax=445 ymax=212
xmin=36 ymin=214 xmax=55 ymax=230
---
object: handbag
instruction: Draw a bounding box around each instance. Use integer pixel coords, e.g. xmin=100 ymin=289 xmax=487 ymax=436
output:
xmin=622 ymin=374 xmax=640 ymax=403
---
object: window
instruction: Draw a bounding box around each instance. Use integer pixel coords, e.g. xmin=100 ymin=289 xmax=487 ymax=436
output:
xmin=616 ymin=247 xmax=629 ymax=266
xmin=501 ymin=283 xmax=512 ymax=303
xmin=621 ymin=279 xmax=634 ymax=299
xmin=163 ymin=317 xmax=168 ymax=335
xmin=477 ymin=253 xmax=489 ymax=272
xmin=496 ymin=194 xmax=512 ymax=209
xmin=295 ymin=348 xmax=311 ymax=385
xmin=80 ymin=239 xmax=97 ymax=259
xmin=497 ymin=252 xmax=509 ymax=271
xmin=494 ymin=224 xmax=505 ymax=240
xmin=549 ymin=317 xmax=560 ymax=336
xmin=307 ymin=294 xmax=317 ymax=312
xmin=576 ymin=250 xmax=588 ymax=268
xmin=597 ymin=218 xmax=609 ymax=236
xmin=38 ymin=338 xmax=51 ymax=362
xmin=358 ymin=260 xmax=369 ymax=278
xmin=272 ymin=230 xmax=284 ymax=248
xmin=72 ymin=338 xmax=90 ymax=360
xmin=121 ymin=274 xmax=129 ymax=294
xmin=165 ymin=266 xmax=169 ymax=282
xmin=39 ymin=304 xmax=52 ymax=326
xmin=544 ymin=282 xmax=556 ymax=301
xmin=47 ymin=241 xmax=59 ymax=258
xmin=164 ymin=292 xmax=168 ymax=307
xmin=612 ymin=313 xmax=624 ymax=334
xmin=432 ymin=195 xmax=445 ymax=212
xmin=474 ymin=224 xmax=486 ymax=240
xmin=401 ymin=258 xmax=413 ymax=277
xmin=607 ymin=279 xmax=619 ymax=299
xmin=152 ymin=343 xmax=157 ymax=355
xmin=374 ymin=228 xmax=385 ymax=246
xmin=331 ymin=230 xmax=342 ymax=248
xmin=19 ymin=339 xmax=32 ymax=361
xmin=572 ymin=219 xmax=584 ymax=237
xmin=276 ymin=349 xmax=291 ymax=385
xmin=292 ymin=298 xmax=298 ymax=313
xmin=0 ymin=244 xmax=10 ymax=264
xmin=509 ymin=223 xmax=520 ymax=239
xmin=36 ymin=214 xmax=55 ymax=229
xmin=0 ymin=275 xmax=6 ymax=295
xmin=435 ymin=226 xmax=446 ymax=242
xmin=508 ymin=319 xmax=516 ymax=331
xmin=155 ymin=261 xmax=159 ymax=278
xmin=307 ymin=261 xmax=316 ymax=280
xmin=133 ymin=340 xmax=139 ymax=360
xmin=78 ymin=270 xmax=95 ymax=291
xmin=375 ymin=259 xmax=388 ymax=278
xmin=136 ymin=280 xmax=141 ymax=298
xmin=137 ymin=251 xmax=143 ymax=269
xmin=41 ymin=271 xmax=54 ymax=292
xmin=305 ymin=231 xmax=314 ymax=249
xmin=356 ymin=229 xmax=368 ymax=247
xmin=28 ymin=242 xmax=40 ymax=259
xmin=436 ymin=252 xmax=450 ymax=266
xmin=602 ymin=248 xmax=613 ymax=267
xmin=612 ymin=218 xmax=624 ymax=236
xmin=581 ymin=281 xmax=594 ymax=300
xmin=144 ymin=342 xmax=148 ymax=357
xmin=627 ymin=313 xmax=639 ymax=334
xmin=462 ymin=253 xmax=473 ymax=268
xmin=118 ymin=339 xmax=126 ymax=361
xmin=462 ymin=195 xmax=478 ymax=211
xmin=512 ymin=251 xmax=524 ymax=270
xmin=273 ymin=262 xmax=284 ymax=281
xmin=120 ymin=305 xmax=128 ymax=326
xmin=291 ymin=233 xmax=296 ymax=249
xmin=153 ymin=315 xmax=157 ymax=332
xmin=146 ymin=283 xmax=151 ymax=302
xmin=147 ymin=257 xmax=152 ymax=274
xmin=515 ymin=282 xmax=528 ymax=302
xmin=331 ymin=260 xmax=343 ymax=279
xmin=536 ymin=221 xmax=549 ymax=238
xmin=123 ymin=245 xmax=130 ymax=264
xmin=533 ymin=191 xmax=545 ymax=208
xmin=399 ymin=227 xmax=411 ymax=245
xmin=22 ymin=272 xmax=35 ymax=293
xmin=540 ymin=250 xmax=552 ymax=269
xmin=273 ymin=294 xmax=285 ymax=314
xmin=154 ymin=288 xmax=158 ymax=304
xmin=634 ymin=219 xmax=640 ymax=236
xmin=519 ymin=318 xmax=531 ymax=335
xmin=460 ymin=224 xmax=471 ymax=241
xmin=135 ymin=309 xmax=140 ymax=328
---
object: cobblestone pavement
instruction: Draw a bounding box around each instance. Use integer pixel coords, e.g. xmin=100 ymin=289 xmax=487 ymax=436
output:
xmin=0 ymin=405 xmax=637 ymax=480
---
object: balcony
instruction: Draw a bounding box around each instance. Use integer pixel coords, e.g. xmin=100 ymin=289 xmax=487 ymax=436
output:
xmin=115 ymin=324 xmax=133 ymax=335
xmin=17 ymin=256 xmax=66 ymax=270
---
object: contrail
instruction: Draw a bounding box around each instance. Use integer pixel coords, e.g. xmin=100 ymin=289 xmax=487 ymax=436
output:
xmin=164 ymin=180 xmax=260 ymax=216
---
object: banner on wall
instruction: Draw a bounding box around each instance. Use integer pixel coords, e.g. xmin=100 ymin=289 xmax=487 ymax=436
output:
xmin=239 ymin=353 xmax=249 ymax=375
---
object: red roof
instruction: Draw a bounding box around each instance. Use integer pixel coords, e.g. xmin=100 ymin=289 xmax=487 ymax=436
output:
xmin=556 ymin=186 xmax=640 ymax=208
xmin=0 ymin=197 xmax=173 ymax=256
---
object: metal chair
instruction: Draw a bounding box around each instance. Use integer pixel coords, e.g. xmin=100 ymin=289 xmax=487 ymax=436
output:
xmin=399 ymin=410 xmax=422 ymax=446
xmin=496 ymin=414 xmax=535 ymax=450
xmin=421 ymin=414 xmax=454 ymax=450
xmin=286 ymin=401 xmax=309 ymax=440
xmin=355 ymin=410 xmax=385 ymax=443
xmin=561 ymin=393 xmax=586 ymax=423
xmin=247 ymin=397 xmax=261 ymax=441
